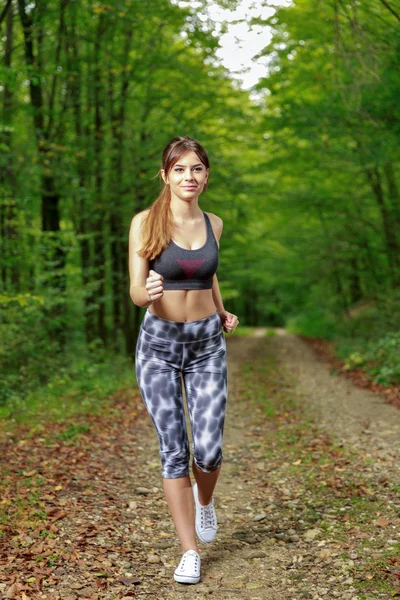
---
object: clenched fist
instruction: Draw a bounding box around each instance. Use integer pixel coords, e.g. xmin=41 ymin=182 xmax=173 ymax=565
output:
xmin=146 ymin=269 xmax=164 ymax=303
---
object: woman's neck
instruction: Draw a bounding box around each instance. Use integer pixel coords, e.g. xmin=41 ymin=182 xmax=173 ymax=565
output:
xmin=169 ymin=197 xmax=203 ymax=223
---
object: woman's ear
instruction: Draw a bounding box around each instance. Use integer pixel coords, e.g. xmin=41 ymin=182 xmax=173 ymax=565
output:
xmin=160 ymin=169 xmax=168 ymax=185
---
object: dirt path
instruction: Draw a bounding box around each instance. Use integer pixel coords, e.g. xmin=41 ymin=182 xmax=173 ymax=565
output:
xmin=272 ymin=331 xmax=400 ymax=473
xmin=1 ymin=332 xmax=399 ymax=600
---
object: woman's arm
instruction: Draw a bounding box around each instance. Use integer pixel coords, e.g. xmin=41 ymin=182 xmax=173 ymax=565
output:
xmin=212 ymin=274 xmax=225 ymax=313
xmin=208 ymin=213 xmax=239 ymax=333
xmin=207 ymin=213 xmax=225 ymax=312
xmin=129 ymin=211 xmax=163 ymax=307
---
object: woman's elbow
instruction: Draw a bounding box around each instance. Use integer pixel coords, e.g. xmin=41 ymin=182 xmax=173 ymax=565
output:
xmin=130 ymin=287 xmax=140 ymax=307
xmin=130 ymin=286 xmax=147 ymax=308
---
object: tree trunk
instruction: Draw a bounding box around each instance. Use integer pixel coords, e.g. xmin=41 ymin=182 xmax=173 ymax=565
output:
xmin=384 ymin=160 xmax=400 ymax=219
xmin=0 ymin=1 xmax=18 ymax=290
xmin=365 ymin=165 xmax=400 ymax=285
xmin=65 ymin=3 xmax=97 ymax=343
xmin=348 ymin=256 xmax=363 ymax=304
xmin=92 ymin=15 xmax=107 ymax=344
xmin=108 ymin=28 xmax=134 ymax=350
xmin=17 ymin=0 xmax=67 ymax=341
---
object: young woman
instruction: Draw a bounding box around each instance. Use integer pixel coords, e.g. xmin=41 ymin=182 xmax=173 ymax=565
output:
xmin=128 ymin=136 xmax=239 ymax=585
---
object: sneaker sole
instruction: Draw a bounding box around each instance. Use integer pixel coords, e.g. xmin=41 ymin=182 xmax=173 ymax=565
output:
xmin=174 ymin=573 xmax=200 ymax=584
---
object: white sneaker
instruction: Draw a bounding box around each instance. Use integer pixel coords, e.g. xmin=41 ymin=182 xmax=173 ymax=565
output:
xmin=193 ymin=482 xmax=217 ymax=543
xmin=173 ymin=549 xmax=201 ymax=584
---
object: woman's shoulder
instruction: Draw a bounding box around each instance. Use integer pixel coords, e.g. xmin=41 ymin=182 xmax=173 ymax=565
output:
xmin=204 ymin=211 xmax=223 ymax=228
xmin=131 ymin=208 xmax=150 ymax=224
xmin=129 ymin=209 xmax=150 ymax=245
xmin=130 ymin=209 xmax=150 ymax=230
xmin=204 ymin=211 xmax=223 ymax=238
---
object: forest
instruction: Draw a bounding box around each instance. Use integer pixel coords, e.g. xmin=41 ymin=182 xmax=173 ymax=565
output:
xmin=1 ymin=0 xmax=400 ymax=418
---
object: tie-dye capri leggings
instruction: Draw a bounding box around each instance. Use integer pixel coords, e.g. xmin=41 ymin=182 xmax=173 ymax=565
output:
xmin=135 ymin=309 xmax=228 ymax=479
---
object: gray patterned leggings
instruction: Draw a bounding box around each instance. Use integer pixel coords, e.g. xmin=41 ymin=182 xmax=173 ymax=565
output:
xmin=135 ymin=309 xmax=228 ymax=479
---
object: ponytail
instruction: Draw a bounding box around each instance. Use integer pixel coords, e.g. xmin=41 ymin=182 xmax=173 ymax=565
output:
xmin=137 ymin=185 xmax=172 ymax=260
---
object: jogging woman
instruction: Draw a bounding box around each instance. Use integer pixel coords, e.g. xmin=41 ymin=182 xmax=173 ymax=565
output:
xmin=129 ymin=136 xmax=239 ymax=584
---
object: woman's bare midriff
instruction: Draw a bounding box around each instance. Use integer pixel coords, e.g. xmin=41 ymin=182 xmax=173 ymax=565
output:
xmin=148 ymin=289 xmax=217 ymax=322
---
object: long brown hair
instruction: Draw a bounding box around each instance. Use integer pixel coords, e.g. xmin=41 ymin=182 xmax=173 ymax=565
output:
xmin=138 ymin=136 xmax=210 ymax=260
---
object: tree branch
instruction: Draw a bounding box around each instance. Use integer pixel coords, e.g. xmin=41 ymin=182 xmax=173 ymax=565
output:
xmin=378 ymin=0 xmax=400 ymax=22
xmin=0 ymin=0 xmax=12 ymax=28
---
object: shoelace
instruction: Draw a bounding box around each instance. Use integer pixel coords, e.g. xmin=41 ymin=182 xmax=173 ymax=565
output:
xmin=200 ymin=501 xmax=216 ymax=529
xmin=180 ymin=551 xmax=199 ymax=572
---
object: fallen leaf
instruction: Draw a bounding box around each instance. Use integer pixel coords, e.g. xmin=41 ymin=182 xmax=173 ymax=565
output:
xmin=70 ymin=582 xmax=85 ymax=590
xmin=6 ymin=584 xmax=21 ymax=599
xmin=40 ymin=494 xmax=55 ymax=501
xmin=376 ymin=518 xmax=389 ymax=527
xmin=48 ymin=509 xmax=67 ymax=522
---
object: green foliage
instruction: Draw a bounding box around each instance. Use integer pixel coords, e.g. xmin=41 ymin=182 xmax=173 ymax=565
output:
xmin=0 ymin=0 xmax=399 ymax=416
xmin=336 ymin=328 xmax=400 ymax=387
xmin=228 ymin=326 xmax=256 ymax=338
xmin=0 ymin=349 xmax=134 ymax=424
xmin=286 ymin=309 xmax=338 ymax=340
xmin=56 ymin=423 xmax=90 ymax=440
xmin=0 ymin=294 xmax=62 ymax=406
xmin=294 ymin=291 xmax=400 ymax=385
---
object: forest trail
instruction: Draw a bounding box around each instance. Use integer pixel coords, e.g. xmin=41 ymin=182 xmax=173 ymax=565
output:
xmin=271 ymin=331 xmax=400 ymax=461
xmin=2 ymin=332 xmax=400 ymax=600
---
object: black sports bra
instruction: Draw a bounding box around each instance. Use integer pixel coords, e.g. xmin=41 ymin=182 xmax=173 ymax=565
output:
xmin=149 ymin=212 xmax=219 ymax=290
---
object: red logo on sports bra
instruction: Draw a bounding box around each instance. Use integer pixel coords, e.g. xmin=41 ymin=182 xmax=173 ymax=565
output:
xmin=176 ymin=259 xmax=205 ymax=278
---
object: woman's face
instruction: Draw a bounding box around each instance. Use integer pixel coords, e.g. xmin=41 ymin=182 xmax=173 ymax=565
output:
xmin=162 ymin=150 xmax=208 ymax=202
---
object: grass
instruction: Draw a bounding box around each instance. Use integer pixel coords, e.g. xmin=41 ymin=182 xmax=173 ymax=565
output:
xmin=0 ymin=352 xmax=135 ymax=429
xmin=55 ymin=422 xmax=90 ymax=440
xmin=228 ymin=326 xmax=256 ymax=337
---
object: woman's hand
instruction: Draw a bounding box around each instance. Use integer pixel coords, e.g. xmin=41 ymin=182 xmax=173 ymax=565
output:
xmin=146 ymin=270 xmax=164 ymax=304
xmin=218 ymin=310 xmax=239 ymax=333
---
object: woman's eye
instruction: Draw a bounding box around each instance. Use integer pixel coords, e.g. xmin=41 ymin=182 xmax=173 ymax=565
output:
xmin=174 ymin=166 xmax=203 ymax=173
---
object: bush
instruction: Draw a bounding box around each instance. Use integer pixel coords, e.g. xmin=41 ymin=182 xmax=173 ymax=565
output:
xmin=333 ymin=292 xmax=400 ymax=386
xmin=0 ymin=293 xmax=63 ymax=406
